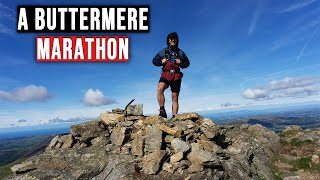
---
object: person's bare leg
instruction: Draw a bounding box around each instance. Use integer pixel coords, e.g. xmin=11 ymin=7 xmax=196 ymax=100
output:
xmin=157 ymin=82 xmax=168 ymax=108
xmin=172 ymin=92 xmax=179 ymax=116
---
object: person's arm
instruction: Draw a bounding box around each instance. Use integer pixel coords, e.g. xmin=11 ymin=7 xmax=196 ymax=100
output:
xmin=153 ymin=49 xmax=165 ymax=66
xmin=179 ymin=50 xmax=190 ymax=68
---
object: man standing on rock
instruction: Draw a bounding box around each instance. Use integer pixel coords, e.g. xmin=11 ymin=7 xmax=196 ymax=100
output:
xmin=153 ymin=32 xmax=190 ymax=118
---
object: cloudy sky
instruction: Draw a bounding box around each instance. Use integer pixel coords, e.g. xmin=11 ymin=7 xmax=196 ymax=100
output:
xmin=0 ymin=0 xmax=320 ymax=128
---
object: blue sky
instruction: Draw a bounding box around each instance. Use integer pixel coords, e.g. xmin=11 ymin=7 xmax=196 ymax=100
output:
xmin=0 ymin=0 xmax=320 ymax=128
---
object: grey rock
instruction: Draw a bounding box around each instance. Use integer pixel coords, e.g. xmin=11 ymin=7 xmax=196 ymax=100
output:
xmin=200 ymin=126 xmax=219 ymax=139
xmin=171 ymin=138 xmax=190 ymax=153
xmin=112 ymin=108 xmax=124 ymax=114
xmin=61 ymin=135 xmax=74 ymax=149
xmin=90 ymin=136 xmax=110 ymax=147
xmin=187 ymin=150 xmax=213 ymax=164
xmin=175 ymin=113 xmax=201 ymax=121
xmin=283 ymin=125 xmax=303 ymax=133
xmin=125 ymin=104 xmax=143 ymax=116
xmin=143 ymin=150 xmax=167 ymax=175
xmin=100 ymin=113 xmax=125 ymax=125
xmin=11 ymin=161 xmax=36 ymax=173
xmin=70 ymin=120 xmax=109 ymax=143
xmin=162 ymin=162 xmax=178 ymax=174
xmin=143 ymin=160 xmax=161 ymax=175
xmin=132 ymin=134 xmax=144 ymax=156
xmin=144 ymin=125 xmax=162 ymax=154
xmin=143 ymin=150 xmax=166 ymax=162
xmin=170 ymin=152 xmax=184 ymax=163
xmin=110 ymin=126 xmax=129 ymax=146
xmin=46 ymin=135 xmax=60 ymax=150
xmin=312 ymin=154 xmax=319 ymax=164
xmin=188 ymin=163 xmax=203 ymax=174
xmin=92 ymin=155 xmax=135 ymax=180
xmin=283 ymin=175 xmax=301 ymax=180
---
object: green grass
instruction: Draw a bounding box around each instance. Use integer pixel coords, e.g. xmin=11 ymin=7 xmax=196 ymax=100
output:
xmin=279 ymin=138 xmax=288 ymax=145
xmin=0 ymin=135 xmax=51 ymax=166
xmin=0 ymin=157 xmax=27 ymax=179
xmin=292 ymin=156 xmax=311 ymax=170
xmin=280 ymin=130 xmax=299 ymax=137
xmin=273 ymin=171 xmax=283 ymax=180
xmin=290 ymin=138 xmax=313 ymax=147
xmin=290 ymin=156 xmax=320 ymax=172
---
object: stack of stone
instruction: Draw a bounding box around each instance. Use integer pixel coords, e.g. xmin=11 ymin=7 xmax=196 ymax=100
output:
xmin=10 ymin=105 xmax=280 ymax=180
xmin=34 ymin=106 xmax=227 ymax=178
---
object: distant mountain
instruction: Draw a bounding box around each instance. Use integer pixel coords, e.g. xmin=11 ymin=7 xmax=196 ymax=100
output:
xmin=203 ymin=105 xmax=320 ymax=132
xmin=0 ymin=135 xmax=53 ymax=166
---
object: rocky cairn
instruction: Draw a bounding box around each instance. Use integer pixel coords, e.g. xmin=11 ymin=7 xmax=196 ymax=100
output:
xmin=7 ymin=105 xmax=280 ymax=180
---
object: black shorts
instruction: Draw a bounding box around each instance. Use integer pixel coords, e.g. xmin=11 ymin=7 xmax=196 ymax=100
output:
xmin=159 ymin=77 xmax=182 ymax=93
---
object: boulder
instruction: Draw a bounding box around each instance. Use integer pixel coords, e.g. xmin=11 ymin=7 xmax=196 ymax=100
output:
xmin=70 ymin=120 xmax=109 ymax=143
xmin=142 ymin=150 xmax=166 ymax=175
xmin=112 ymin=108 xmax=124 ymax=114
xmin=11 ymin=161 xmax=36 ymax=173
xmin=125 ymin=115 xmax=144 ymax=121
xmin=170 ymin=151 xmax=184 ymax=163
xmin=188 ymin=163 xmax=203 ymax=174
xmin=171 ymin=138 xmax=190 ymax=153
xmin=61 ymin=135 xmax=74 ymax=148
xmin=175 ymin=113 xmax=201 ymax=121
xmin=110 ymin=126 xmax=129 ymax=146
xmin=46 ymin=135 xmax=60 ymax=150
xmin=100 ymin=113 xmax=125 ymax=125
xmin=131 ymin=134 xmax=144 ymax=156
xmin=160 ymin=124 xmax=182 ymax=137
xmin=190 ymin=143 xmax=203 ymax=152
xmin=125 ymin=104 xmax=143 ymax=116
xmin=165 ymin=135 xmax=174 ymax=143
xmin=90 ymin=136 xmax=110 ymax=147
xmin=187 ymin=150 xmax=213 ymax=164
xmin=144 ymin=125 xmax=162 ymax=154
xmin=143 ymin=115 xmax=164 ymax=125
xmin=200 ymin=126 xmax=219 ymax=139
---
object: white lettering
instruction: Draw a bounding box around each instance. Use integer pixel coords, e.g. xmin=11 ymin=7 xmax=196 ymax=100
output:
xmin=139 ymin=8 xmax=148 ymax=30
xmin=37 ymin=38 xmax=50 ymax=59
xmin=117 ymin=8 xmax=126 ymax=30
xmin=108 ymin=38 xmax=117 ymax=60
xmin=63 ymin=38 xmax=72 ymax=59
xmin=79 ymin=8 xmax=89 ymax=30
xmin=35 ymin=8 xmax=45 ymax=30
xmin=127 ymin=8 xmax=137 ymax=30
xmin=119 ymin=38 xmax=128 ymax=59
xmin=17 ymin=8 xmax=28 ymax=30
xmin=96 ymin=38 xmax=106 ymax=59
xmin=51 ymin=38 xmax=61 ymax=59
xmin=74 ymin=38 xmax=84 ymax=59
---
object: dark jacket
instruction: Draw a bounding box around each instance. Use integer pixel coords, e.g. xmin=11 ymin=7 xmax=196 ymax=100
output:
xmin=152 ymin=32 xmax=190 ymax=69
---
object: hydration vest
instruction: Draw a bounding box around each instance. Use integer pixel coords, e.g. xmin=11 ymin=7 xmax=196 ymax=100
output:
xmin=161 ymin=47 xmax=183 ymax=81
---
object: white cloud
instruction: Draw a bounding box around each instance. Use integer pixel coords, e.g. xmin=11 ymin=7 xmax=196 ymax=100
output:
xmin=0 ymin=3 xmax=15 ymax=36
xmin=82 ymin=88 xmax=116 ymax=106
xmin=242 ymin=77 xmax=320 ymax=100
xmin=0 ymin=84 xmax=52 ymax=102
xmin=220 ymin=102 xmax=239 ymax=108
xmin=269 ymin=77 xmax=319 ymax=90
xmin=242 ymin=88 xmax=269 ymax=99
xmin=248 ymin=0 xmax=264 ymax=35
xmin=278 ymin=0 xmax=317 ymax=13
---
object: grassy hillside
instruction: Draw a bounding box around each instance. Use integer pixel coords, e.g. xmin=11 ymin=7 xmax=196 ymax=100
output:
xmin=0 ymin=157 xmax=27 ymax=179
xmin=0 ymin=135 xmax=52 ymax=166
